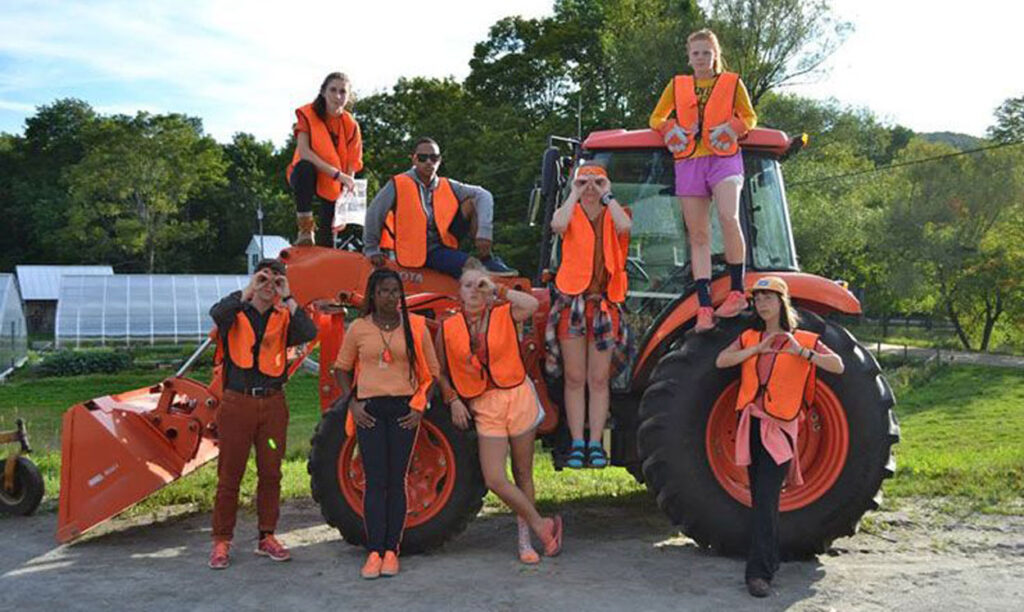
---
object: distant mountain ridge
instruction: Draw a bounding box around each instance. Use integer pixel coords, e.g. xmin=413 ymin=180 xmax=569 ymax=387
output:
xmin=919 ymin=131 xmax=984 ymax=150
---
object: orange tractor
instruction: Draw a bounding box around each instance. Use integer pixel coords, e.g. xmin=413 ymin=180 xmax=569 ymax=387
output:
xmin=57 ymin=126 xmax=899 ymax=557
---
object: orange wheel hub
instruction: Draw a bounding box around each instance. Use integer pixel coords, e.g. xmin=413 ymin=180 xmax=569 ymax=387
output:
xmin=338 ymin=420 xmax=458 ymax=527
xmin=706 ymin=380 xmax=849 ymax=511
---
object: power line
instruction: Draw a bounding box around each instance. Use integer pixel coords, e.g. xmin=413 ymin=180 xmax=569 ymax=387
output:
xmin=787 ymin=140 xmax=1024 ymax=188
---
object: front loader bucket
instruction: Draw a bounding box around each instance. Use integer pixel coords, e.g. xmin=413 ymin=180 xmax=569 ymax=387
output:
xmin=57 ymin=377 xmax=220 ymax=543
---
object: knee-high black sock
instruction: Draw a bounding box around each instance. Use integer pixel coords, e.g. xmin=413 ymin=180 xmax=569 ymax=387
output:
xmin=695 ymin=278 xmax=712 ymax=307
xmin=728 ymin=262 xmax=745 ymax=292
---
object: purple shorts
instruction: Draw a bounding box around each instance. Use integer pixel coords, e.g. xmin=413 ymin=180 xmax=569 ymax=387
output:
xmin=674 ymin=153 xmax=744 ymax=198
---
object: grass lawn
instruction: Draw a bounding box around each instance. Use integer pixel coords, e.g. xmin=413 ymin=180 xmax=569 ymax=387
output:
xmin=885 ymin=363 xmax=1024 ymax=512
xmin=1 ymin=360 xmax=1021 ymax=524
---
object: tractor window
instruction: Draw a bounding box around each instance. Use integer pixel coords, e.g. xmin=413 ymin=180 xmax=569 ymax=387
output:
xmin=745 ymin=155 xmax=798 ymax=271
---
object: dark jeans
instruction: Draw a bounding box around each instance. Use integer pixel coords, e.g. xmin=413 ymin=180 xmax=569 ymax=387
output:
xmin=746 ymin=417 xmax=789 ymax=581
xmin=355 ymin=396 xmax=419 ymax=554
xmin=424 ymin=246 xmax=471 ymax=278
xmin=290 ymin=159 xmax=335 ymax=246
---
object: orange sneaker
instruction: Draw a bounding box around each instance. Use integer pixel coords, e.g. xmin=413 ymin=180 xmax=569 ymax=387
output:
xmin=361 ymin=552 xmax=383 ymax=579
xmin=208 ymin=540 xmax=231 ymax=570
xmin=694 ymin=306 xmax=715 ymax=333
xmin=540 ymin=515 xmax=563 ymax=557
xmin=714 ymin=290 xmax=748 ymax=318
xmin=381 ymin=551 xmax=400 ymax=577
xmin=255 ymin=534 xmax=291 ymax=562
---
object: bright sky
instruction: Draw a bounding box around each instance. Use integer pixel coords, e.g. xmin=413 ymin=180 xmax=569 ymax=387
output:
xmin=0 ymin=0 xmax=1021 ymax=145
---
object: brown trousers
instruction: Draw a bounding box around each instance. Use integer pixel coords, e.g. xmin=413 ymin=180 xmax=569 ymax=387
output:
xmin=211 ymin=390 xmax=289 ymax=540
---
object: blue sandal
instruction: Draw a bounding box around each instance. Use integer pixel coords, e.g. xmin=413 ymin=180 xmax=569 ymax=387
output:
xmin=587 ymin=444 xmax=608 ymax=468
xmin=566 ymin=441 xmax=586 ymax=469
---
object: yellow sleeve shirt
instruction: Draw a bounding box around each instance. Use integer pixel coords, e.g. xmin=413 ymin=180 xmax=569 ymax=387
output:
xmin=648 ymin=75 xmax=758 ymax=158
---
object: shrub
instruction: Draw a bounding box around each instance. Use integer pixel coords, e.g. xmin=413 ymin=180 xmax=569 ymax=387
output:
xmin=37 ymin=349 xmax=133 ymax=377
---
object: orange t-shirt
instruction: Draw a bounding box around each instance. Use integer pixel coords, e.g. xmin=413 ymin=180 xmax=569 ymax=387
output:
xmin=585 ymin=209 xmax=608 ymax=295
xmin=334 ymin=317 xmax=440 ymax=399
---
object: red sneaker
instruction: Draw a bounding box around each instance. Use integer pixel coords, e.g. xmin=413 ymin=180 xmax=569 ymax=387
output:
xmin=714 ymin=290 xmax=748 ymax=318
xmin=209 ymin=540 xmax=230 ymax=570
xmin=361 ymin=552 xmax=383 ymax=579
xmin=694 ymin=306 xmax=715 ymax=333
xmin=381 ymin=550 xmax=400 ymax=577
xmin=254 ymin=534 xmax=291 ymax=562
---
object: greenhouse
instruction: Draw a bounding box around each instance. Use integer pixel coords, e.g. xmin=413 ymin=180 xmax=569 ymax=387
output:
xmin=0 ymin=273 xmax=29 ymax=376
xmin=55 ymin=274 xmax=249 ymax=347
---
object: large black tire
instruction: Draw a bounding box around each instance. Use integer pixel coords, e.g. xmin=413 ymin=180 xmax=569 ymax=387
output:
xmin=308 ymin=400 xmax=487 ymax=554
xmin=637 ymin=310 xmax=900 ymax=557
xmin=0 ymin=456 xmax=45 ymax=516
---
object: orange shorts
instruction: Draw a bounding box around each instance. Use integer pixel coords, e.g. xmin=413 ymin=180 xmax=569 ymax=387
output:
xmin=468 ymin=380 xmax=544 ymax=438
xmin=556 ymin=299 xmax=621 ymax=341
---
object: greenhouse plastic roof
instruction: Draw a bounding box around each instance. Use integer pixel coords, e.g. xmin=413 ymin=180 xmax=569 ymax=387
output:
xmin=55 ymin=274 xmax=249 ymax=344
xmin=0 ymin=273 xmax=28 ymax=369
xmin=15 ymin=265 xmax=114 ymax=301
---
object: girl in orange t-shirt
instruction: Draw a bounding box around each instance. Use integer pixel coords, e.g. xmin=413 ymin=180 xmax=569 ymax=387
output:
xmin=333 ymin=268 xmax=439 ymax=579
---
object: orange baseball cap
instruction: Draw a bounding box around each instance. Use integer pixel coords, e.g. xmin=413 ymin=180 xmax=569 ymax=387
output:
xmin=747 ymin=275 xmax=789 ymax=299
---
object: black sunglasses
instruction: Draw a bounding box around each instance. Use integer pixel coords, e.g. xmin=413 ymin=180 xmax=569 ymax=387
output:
xmin=415 ymin=153 xmax=442 ymax=162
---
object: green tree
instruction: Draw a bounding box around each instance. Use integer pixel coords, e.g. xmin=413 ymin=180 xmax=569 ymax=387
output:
xmin=63 ymin=113 xmax=227 ymax=272
xmin=987 ymin=95 xmax=1024 ymax=143
xmin=881 ymin=140 xmax=1024 ymax=351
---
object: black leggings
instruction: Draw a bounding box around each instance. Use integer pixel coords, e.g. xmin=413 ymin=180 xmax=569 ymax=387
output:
xmin=355 ymin=396 xmax=418 ymax=554
xmin=290 ymin=159 xmax=335 ymax=246
xmin=746 ymin=417 xmax=789 ymax=581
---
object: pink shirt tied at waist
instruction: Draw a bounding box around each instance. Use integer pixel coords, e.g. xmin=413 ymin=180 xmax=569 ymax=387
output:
xmin=733 ymin=334 xmax=833 ymax=487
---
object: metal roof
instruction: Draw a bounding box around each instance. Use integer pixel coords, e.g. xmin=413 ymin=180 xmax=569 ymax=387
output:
xmin=246 ymin=235 xmax=292 ymax=259
xmin=15 ymin=265 xmax=114 ymax=301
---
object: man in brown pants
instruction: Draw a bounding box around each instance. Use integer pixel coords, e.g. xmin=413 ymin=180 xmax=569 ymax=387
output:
xmin=207 ymin=259 xmax=317 ymax=569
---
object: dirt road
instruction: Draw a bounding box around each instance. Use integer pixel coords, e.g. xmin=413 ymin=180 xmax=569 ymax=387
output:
xmin=2 ymin=498 xmax=1021 ymax=611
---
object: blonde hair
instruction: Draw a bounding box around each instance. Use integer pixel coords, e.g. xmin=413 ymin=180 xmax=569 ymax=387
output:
xmin=687 ymin=29 xmax=726 ymax=74
xmin=460 ymin=257 xmax=487 ymax=279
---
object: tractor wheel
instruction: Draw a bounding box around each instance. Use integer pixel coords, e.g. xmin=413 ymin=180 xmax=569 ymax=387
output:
xmin=308 ymin=400 xmax=487 ymax=554
xmin=0 ymin=456 xmax=45 ymax=516
xmin=637 ymin=310 xmax=899 ymax=557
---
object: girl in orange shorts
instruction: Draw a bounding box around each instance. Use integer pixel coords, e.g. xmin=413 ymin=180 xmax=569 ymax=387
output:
xmin=436 ymin=259 xmax=563 ymax=564
xmin=546 ymin=162 xmax=632 ymax=469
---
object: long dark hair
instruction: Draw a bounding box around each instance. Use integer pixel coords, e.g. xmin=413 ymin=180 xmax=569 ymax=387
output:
xmin=363 ymin=268 xmax=418 ymax=386
xmin=312 ymin=72 xmax=351 ymax=122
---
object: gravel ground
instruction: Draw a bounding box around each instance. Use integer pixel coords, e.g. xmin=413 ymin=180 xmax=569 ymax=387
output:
xmin=2 ymin=498 xmax=1022 ymax=611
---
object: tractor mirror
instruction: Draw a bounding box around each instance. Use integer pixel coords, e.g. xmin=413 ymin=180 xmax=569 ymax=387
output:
xmin=527 ymin=187 xmax=542 ymax=227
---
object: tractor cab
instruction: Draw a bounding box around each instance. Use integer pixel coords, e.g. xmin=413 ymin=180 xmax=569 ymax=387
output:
xmin=533 ymin=127 xmax=807 ymax=386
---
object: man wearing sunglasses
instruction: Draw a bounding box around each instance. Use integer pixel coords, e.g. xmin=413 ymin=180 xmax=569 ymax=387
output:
xmin=363 ymin=137 xmax=517 ymax=277
xmin=207 ymin=259 xmax=317 ymax=569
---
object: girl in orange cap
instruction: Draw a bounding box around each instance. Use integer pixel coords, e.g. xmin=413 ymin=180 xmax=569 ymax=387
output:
xmin=546 ymin=161 xmax=632 ymax=470
xmin=436 ymin=259 xmax=563 ymax=563
xmin=715 ymin=276 xmax=844 ymax=597
xmin=286 ymin=71 xmax=363 ymax=246
xmin=650 ymin=29 xmax=757 ymax=332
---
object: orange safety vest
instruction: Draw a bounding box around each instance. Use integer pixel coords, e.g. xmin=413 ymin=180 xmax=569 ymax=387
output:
xmin=344 ymin=313 xmax=434 ymax=436
xmin=554 ymin=203 xmax=630 ymax=303
xmin=216 ymin=306 xmax=291 ymax=378
xmin=441 ymin=303 xmax=526 ymax=399
xmin=286 ymin=103 xmax=363 ymax=201
xmin=672 ymin=72 xmax=741 ymax=158
xmin=379 ymin=174 xmax=460 ymax=267
xmin=734 ymin=329 xmax=819 ymax=421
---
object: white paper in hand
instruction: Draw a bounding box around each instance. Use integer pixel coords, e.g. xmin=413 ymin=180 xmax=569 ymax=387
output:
xmin=332 ymin=178 xmax=368 ymax=230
